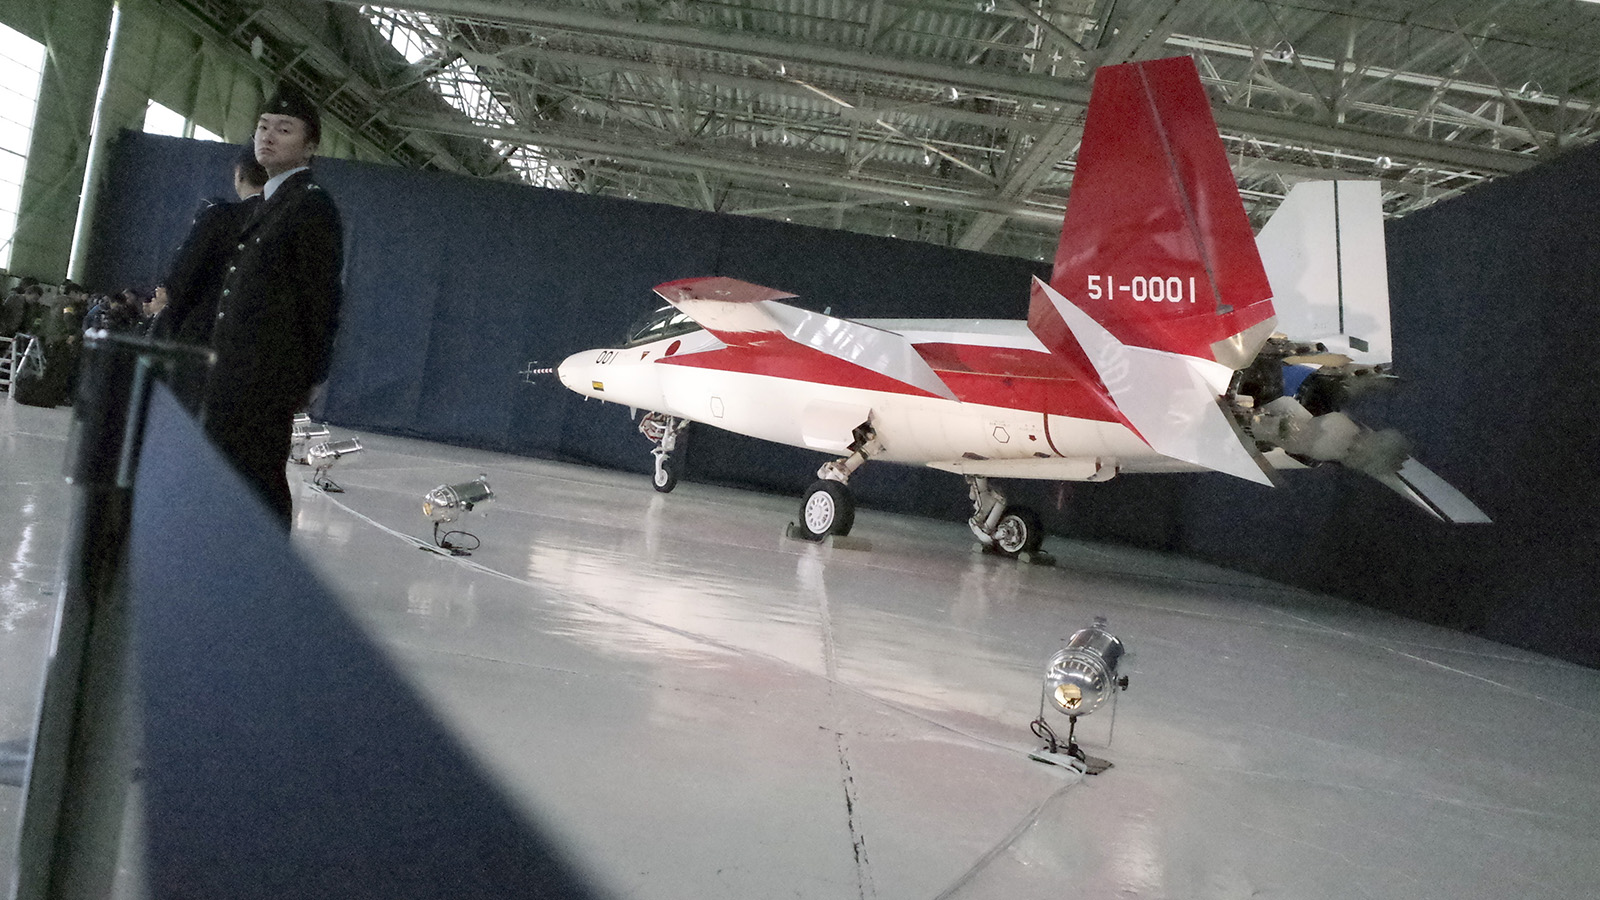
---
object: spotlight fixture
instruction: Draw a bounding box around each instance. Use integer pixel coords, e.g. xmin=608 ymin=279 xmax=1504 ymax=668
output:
xmin=1031 ymin=617 xmax=1129 ymax=774
xmin=306 ymin=438 xmax=362 ymax=492
xmin=422 ymin=475 xmax=494 ymax=555
xmin=290 ymin=418 xmax=331 ymax=464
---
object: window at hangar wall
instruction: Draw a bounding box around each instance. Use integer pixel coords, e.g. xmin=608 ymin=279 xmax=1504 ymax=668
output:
xmin=142 ymin=100 xmax=222 ymax=142
xmin=0 ymin=21 xmax=45 ymax=272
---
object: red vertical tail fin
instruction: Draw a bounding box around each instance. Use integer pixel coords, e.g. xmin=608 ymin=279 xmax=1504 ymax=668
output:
xmin=1034 ymin=56 xmax=1276 ymax=370
xmin=1026 ymin=56 xmax=1280 ymax=485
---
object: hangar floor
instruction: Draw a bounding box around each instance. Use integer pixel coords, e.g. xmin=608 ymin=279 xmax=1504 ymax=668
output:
xmin=4 ymin=394 xmax=1600 ymax=899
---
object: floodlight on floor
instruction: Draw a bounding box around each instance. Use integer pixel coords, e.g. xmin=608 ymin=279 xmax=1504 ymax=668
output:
xmin=1031 ymin=617 xmax=1129 ymax=773
xmin=422 ymin=475 xmax=494 ymax=555
xmin=290 ymin=419 xmax=331 ymax=464
xmin=306 ymin=438 xmax=362 ymax=492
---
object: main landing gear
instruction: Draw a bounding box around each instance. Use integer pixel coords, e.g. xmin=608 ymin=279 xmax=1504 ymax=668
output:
xmin=639 ymin=413 xmax=1048 ymax=558
xmin=966 ymin=476 xmax=1045 ymax=558
xmin=789 ymin=427 xmax=1046 ymax=560
xmin=794 ymin=422 xmax=881 ymax=541
xmin=639 ymin=412 xmax=688 ymax=492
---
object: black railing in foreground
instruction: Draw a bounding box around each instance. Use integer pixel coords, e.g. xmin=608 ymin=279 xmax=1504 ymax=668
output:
xmin=10 ymin=333 xmax=598 ymax=900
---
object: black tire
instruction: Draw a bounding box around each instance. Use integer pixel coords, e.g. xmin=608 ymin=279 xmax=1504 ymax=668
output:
xmin=652 ymin=458 xmax=678 ymax=493
xmin=992 ymin=506 xmax=1043 ymax=557
xmin=798 ymin=480 xmax=855 ymax=540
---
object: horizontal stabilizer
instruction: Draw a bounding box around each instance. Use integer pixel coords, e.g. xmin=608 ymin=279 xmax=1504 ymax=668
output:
xmin=1376 ymin=458 xmax=1492 ymax=523
xmin=655 ymin=276 xmax=957 ymax=400
xmin=1033 ymin=278 xmax=1277 ymax=486
xmin=1257 ymin=181 xmax=1392 ymax=364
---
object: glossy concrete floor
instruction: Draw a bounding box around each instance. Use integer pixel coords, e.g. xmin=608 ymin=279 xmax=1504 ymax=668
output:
xmin=4 ymin=393 xmax=1600 ymax=899
xmin=0 ymin=397 xmax=71 ymax=892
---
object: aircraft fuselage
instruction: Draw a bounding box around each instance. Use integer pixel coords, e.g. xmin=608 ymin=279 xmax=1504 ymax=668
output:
xmin=558 ymin=321 xmax=1201 ymax=481
xmin=549 ymin=56 xmax=1489 ymax=547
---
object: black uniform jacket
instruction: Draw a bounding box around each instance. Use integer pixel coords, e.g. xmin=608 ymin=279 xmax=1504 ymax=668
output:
xmin=208 ymin=170 xmax=343 ymax=408
xmin=155 ymin=194 xmax=261 ymax=345
xmin=0 ymin=291 xmax=24 ymax=336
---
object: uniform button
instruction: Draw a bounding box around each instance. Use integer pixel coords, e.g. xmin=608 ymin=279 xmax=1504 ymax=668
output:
xmin=228 ymin=266 xmax=236 ymax=273
xmin=236 ymin=243 xmax=245 ymax=250
xmin=222 ymin=289 xmax=230 ymax=296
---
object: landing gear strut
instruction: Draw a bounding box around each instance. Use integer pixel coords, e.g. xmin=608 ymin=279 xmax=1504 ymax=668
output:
xmin=639 ymin=412 xmax=689 ymax=492
xmin=794 ymin=422 xmax=881 ymax=541
xmin=966 ymin=476 xmax=1044 ymax=558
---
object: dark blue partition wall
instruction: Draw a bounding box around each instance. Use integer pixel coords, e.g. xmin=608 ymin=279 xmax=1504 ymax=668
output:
xmin=1367 ymin=144 xmax=1600 ymax=660
xmin=84 ymin=131 xmax=1600 ymax=666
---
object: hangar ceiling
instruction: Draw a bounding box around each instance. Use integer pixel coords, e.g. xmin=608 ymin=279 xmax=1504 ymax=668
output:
xmin=164 ymin=0 xmax=1600 ymax=260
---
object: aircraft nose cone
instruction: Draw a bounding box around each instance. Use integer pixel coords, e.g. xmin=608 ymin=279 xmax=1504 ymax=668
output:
xmin=555 ymin=353 xmax=586 ymax=392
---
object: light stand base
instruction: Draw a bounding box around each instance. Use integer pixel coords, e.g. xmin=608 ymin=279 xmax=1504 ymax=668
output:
xmin=1030 ymin=713 xmax=1115 ymax=774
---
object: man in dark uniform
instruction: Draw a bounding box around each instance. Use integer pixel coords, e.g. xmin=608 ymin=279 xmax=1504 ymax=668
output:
xmin=15 ymin=283 xmax=86 ymax=408
xmin=203 ymin=85 xmax=343 ymax=530
xmin=1 ymin=278 xmax=35 ymax=338
xmin=154 ymin=144 xmax=269 ymax=347
xmin=19 ymin=283 xmax=48 ymax=336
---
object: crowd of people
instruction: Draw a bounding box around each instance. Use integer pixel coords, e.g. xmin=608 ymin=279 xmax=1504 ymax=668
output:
xmin=1 ymin=278 xmax=163 ymax=403
xmin=1 ymin=279 xmax=163 ymax=342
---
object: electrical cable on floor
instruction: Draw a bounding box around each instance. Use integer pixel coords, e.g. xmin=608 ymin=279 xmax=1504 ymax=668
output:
xmin=432 ymin=522 xmax=481 ymax=556
xmin=1030 ymin=716 xmax=1061 ymax=754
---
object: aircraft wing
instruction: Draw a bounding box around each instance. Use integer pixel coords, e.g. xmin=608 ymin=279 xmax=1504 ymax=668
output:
xmin=653 ymin=276 xmax=958 ymax=401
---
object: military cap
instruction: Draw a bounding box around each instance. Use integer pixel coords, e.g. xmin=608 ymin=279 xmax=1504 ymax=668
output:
xmin=260 ymin=83 xmax=321 ymax=144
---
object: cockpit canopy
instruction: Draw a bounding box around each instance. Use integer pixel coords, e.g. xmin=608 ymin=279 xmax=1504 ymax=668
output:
xmin=624 ymin=304 xmax=702 ymax=347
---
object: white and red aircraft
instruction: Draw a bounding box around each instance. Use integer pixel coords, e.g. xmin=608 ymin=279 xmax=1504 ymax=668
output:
xmin=556 ymin=55 xmax=1489 ymax=556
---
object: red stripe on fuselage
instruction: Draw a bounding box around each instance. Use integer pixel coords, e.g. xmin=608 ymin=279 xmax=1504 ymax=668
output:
xmin=914 ymin=342 xmax=1123 ymax=422
xmin=660 ymin=338 xmax=1127 ymax=422
xmin=658 ymin=340 xmax=950 ymax=399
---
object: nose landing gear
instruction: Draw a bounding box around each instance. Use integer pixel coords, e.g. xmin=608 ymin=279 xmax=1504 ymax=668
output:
xmin=639 ymin=412 xmax=689 ymax=493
